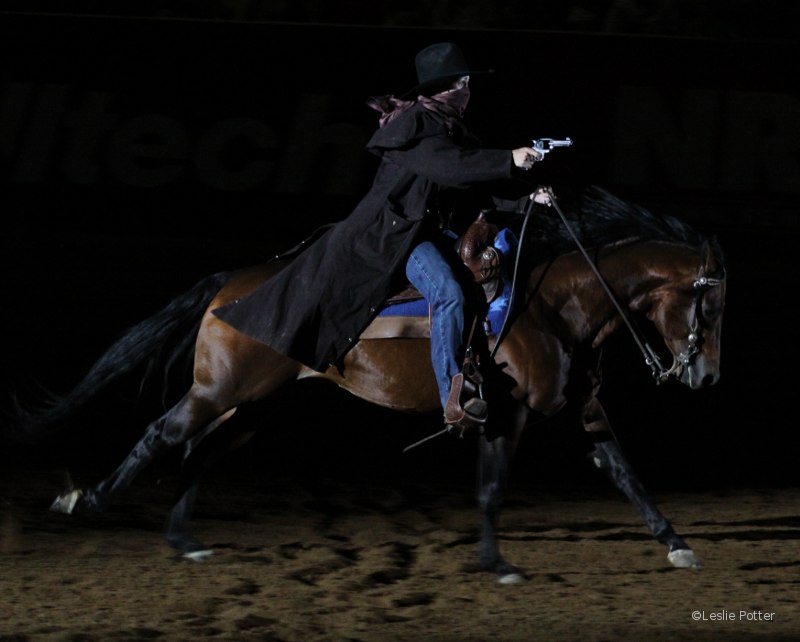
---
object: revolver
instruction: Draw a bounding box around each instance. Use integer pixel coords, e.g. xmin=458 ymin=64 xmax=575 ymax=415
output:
xmin=532 ymin=137 xmax=573 ymax=156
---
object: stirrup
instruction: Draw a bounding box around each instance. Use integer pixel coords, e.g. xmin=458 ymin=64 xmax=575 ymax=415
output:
xmin=444 ymin=372 xmax=488 ymax=434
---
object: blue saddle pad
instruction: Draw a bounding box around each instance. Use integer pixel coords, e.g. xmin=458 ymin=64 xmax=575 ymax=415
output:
xmin=377 ymin=228 xmax=519 ymax=337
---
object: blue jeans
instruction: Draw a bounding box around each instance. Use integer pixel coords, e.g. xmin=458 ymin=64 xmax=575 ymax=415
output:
xmin=406 ymin=240 xmax=466 ymax=409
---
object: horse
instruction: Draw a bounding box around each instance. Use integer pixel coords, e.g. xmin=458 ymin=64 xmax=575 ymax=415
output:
xmin=7 ymin=186 xmax=726 ymax=584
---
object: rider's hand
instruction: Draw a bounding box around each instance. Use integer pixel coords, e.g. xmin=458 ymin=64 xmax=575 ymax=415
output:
xmin=512 ymin=147 xmax=543 ymax=171
xmin=531 ymin=186 xmax=552 ymax=206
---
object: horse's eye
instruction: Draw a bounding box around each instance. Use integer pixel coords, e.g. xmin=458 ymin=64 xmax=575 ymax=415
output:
xmin=700 ymin=294 xmax=722 ymax=323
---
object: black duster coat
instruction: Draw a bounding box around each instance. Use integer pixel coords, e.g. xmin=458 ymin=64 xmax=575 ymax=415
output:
xmin=213 ymin=104 xmax=528 ymax=372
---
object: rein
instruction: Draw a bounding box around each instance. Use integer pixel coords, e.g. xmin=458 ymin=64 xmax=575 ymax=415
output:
xmin=545 ymin=188 xmax=670 ymax=381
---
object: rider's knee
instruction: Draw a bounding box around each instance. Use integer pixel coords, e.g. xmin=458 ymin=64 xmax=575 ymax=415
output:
xmin=437 ymin=278 xmax=466 ymax=309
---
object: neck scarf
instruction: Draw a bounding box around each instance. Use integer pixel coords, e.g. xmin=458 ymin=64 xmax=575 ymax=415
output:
xmin=367 ymin=85 xmax=471 ymax=129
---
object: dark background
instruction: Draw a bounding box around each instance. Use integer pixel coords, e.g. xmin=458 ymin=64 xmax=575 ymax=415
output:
xmin=1 ymin=7 xmax=798 ymax=495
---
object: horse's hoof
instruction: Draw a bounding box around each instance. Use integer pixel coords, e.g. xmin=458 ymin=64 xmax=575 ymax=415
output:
xmin=497 ymin=572 xmax=526 ymax=585
xmin=492 ymin=562 xmax=527 ymax=584
xmin=668 ymin=548 xmax=702 ymax=570
xmin=183 ymin=549 xmax=214 ymax=562
xmin=168 ymin=534 xmax=214 ymax=562
xmin=50 ymin=489 xmax=83 ymax=514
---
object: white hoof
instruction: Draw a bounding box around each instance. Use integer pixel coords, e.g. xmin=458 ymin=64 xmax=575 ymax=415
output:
xmin=668 ymin=548 xmax=702 ymax=570
xmin=183 ymin=549 xmax=214 ymax=562
xmin=50 ymin=490 xmax=83 ymax=514
xmin=497 ymin=572 xmax=526 ymax=585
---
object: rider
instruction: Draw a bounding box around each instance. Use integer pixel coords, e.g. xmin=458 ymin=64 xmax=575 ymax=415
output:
xmin=213 ymin=42 xmax=550 ymax=431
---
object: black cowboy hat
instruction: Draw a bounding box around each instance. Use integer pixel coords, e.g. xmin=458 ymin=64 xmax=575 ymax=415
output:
xmin=401 ymin=42 xmax=493 ymax=98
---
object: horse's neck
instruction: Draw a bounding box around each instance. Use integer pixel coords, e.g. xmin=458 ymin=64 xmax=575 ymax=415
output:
xmin=538 ymin=240 xmax=697 ymax=344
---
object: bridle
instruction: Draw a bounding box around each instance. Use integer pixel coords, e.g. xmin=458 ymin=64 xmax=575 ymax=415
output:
xmin=496 ymin=187 xmax=725 ymax=384
xmin=645 ymin=270 xmax=726 ymax=384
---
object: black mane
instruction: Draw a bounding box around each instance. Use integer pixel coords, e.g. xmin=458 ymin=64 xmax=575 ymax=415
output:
xmin=529 ymin=185 xmax=709 ymax=255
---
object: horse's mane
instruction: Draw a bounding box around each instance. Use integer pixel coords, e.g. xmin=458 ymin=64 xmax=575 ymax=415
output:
xmin=529 ymin=185 xmax=711 ymax=256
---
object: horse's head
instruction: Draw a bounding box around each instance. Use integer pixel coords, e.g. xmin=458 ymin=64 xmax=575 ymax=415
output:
xmin=641 ymin=240 xmax=726 ymax=389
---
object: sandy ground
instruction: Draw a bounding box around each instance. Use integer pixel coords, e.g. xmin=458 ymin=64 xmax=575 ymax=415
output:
xmin=1 ymin=460 xmax=798 ymax=642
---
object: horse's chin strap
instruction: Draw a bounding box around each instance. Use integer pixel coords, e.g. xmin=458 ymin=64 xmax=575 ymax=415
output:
xmin=543 ymin=187 xmax=705 ymax=385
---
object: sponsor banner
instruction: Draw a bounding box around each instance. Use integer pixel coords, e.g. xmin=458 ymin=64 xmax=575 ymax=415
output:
xmin=2 ymin=14 xmax=797 ymax=238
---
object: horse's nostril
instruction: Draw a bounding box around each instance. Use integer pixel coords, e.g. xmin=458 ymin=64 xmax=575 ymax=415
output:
xmin=702 ymin=372 xmax=719 ymax=387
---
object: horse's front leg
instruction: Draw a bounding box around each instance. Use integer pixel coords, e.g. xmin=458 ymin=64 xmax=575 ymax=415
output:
xmin=583 ymin=398 xmax=702 ymax=569
xmin=476 ymin=404 xmax=528 ymax=584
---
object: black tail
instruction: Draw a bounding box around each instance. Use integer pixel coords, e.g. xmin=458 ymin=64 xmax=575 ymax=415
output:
xmin=5 ymin=271 xmax=232 ymax=443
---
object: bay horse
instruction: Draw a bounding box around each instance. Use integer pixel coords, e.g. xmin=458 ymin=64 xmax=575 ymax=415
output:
xmin=7 ymin=186 xmax=726 ymax=584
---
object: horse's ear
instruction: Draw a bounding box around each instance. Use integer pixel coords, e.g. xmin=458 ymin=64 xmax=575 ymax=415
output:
xmin=700 ymin=240 xmax=713 ymax=271
xmin=700 ymin=238 xmax=726 ymax=279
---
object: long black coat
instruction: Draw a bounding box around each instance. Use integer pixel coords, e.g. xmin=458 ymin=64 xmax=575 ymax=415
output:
xmin=213 ymin=104 xmax=527 ymax=372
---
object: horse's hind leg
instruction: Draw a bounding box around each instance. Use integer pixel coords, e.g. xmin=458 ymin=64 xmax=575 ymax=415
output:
xmin=164 ymin=410 xmax=255 ymax=559
xmin=582 ymin=398 xmax=702 ymax=569
xmin=52 ymin=388 xmax=229 ymax=515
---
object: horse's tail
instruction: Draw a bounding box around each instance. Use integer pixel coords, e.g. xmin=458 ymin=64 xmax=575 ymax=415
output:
xmin=5 ymin=271 xmax=232 ymax=443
